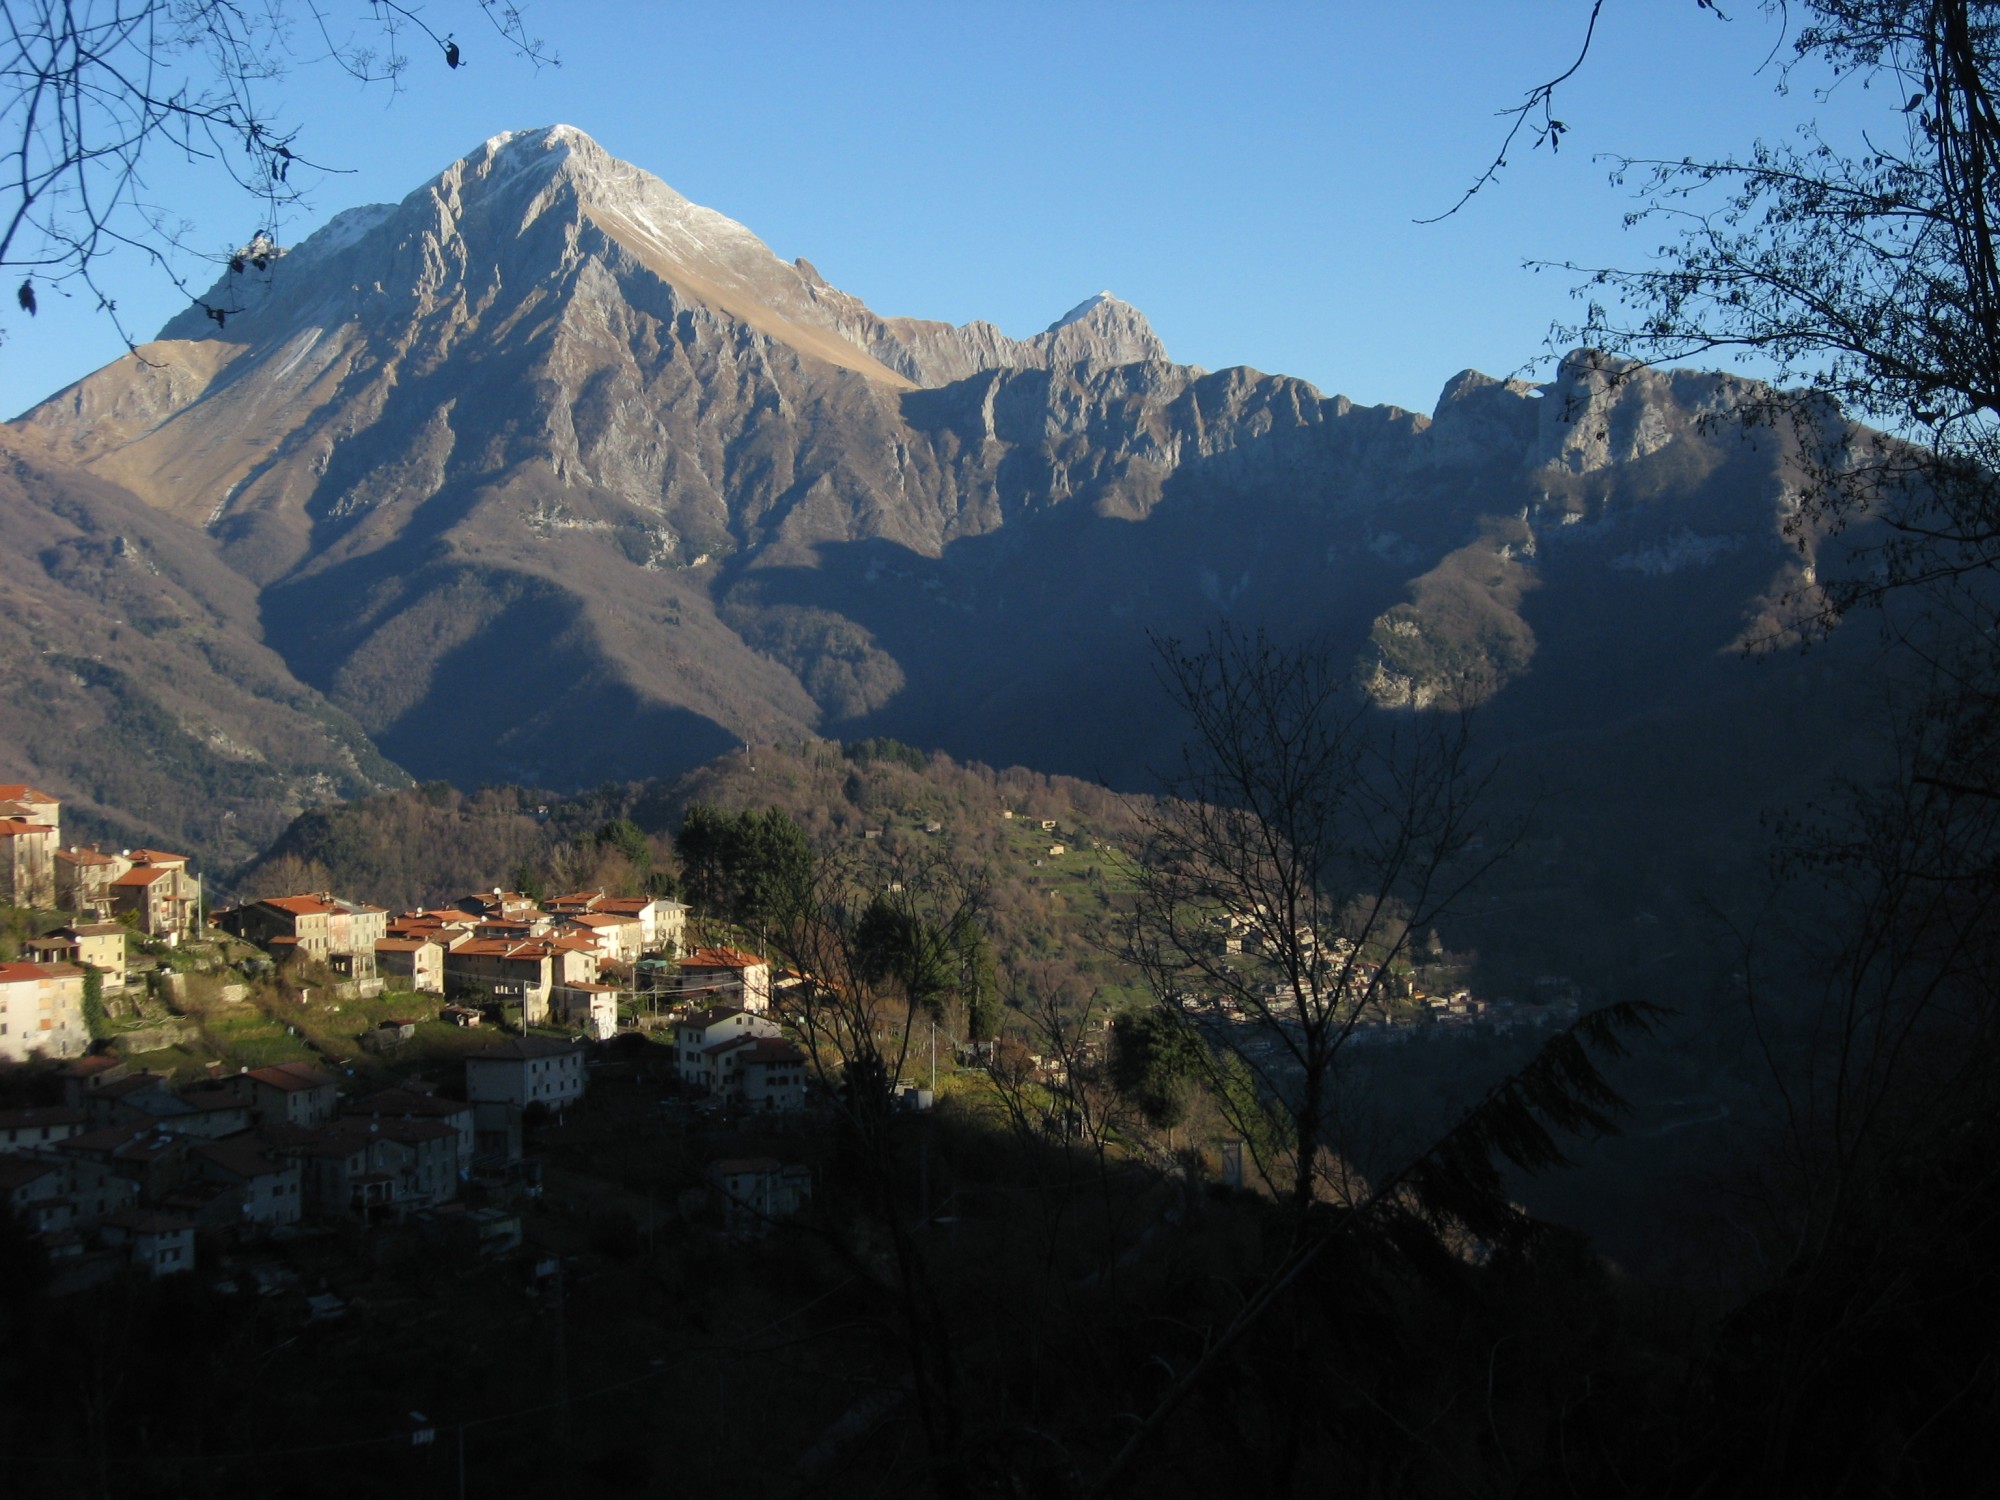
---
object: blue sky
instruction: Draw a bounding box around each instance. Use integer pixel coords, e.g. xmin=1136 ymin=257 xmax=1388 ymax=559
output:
xmin=0 ymin=2 xmax=1865 ymax=420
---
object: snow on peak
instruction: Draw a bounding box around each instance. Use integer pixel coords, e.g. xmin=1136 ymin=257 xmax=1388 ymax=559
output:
xmin=482 ymin=122 xmax=594 ymax=156
xmin=1048 ymin=291 xmax=1125 ymax=331
xmin=290 ymin=203 xmax=397 ymax=260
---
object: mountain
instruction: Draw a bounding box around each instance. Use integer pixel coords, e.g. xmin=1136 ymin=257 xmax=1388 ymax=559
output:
xmin=8 ymin=126 xmax=1884 ymax=862
xmin=0 ymin=428 xmax=406 ymax=862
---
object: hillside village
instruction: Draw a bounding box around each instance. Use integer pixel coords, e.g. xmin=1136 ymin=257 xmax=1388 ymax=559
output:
xmin=0 ymin=767 xmax=1588 ymax=1300
xmin=0 ymin=781 xmax=830 ymax=1288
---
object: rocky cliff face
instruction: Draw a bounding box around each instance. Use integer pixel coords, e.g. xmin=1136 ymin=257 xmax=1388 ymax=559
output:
xmin=13 ymin=126 xmax=1849 ymax=797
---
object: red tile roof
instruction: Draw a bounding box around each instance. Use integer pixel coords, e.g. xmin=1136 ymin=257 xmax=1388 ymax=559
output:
xmin=246 ymin=1062 xmax=335 ymax=1092
xmin=259 ymin=894 xmax=338 ymax=916
xmin=0 ymin=961 xmax=80 ymax=984
xmin=681 ymin=946 xmax=767 ymax=970
xmin=111 ymin=867 xmax=170 ymax=887
xmin=192 ymin=1138 xmax=290 ymax=1180
xmin=0 ymin=784 xmax=58 ymax=802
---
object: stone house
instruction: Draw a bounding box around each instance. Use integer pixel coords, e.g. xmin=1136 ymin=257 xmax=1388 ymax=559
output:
xmin=444 ymin=939 xmax=555 ymax=1023
xmin=110 ymin=856 xmax=200 ymax=943
xmin=79 ymin=1070 xmax=168 ymax=1125
xmin=458 ymin=890 xmax=544 ymax=922
xmin=222 ymin=893 xmax=386 ymax=977
xmin=167 ymin=1083 xmax=254 ymax=1139
xmin=0 ymin=813 xmax=58 ymax=909
xmin=54 ymin=847 xmax=129 ymax=917
xmin=57 ymin=1121 xmax=190 ymax=1200
xmin=373 ymin=936 xmax=446 ymax=993
xmin=282 ymin=1115 xmax=460 ymax=1218
xmin=281 ymin=1123 xmax=401 ymax=1220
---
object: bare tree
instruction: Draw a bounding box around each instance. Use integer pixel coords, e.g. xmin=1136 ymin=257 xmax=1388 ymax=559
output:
xmin=0 ymin=0 xmax=552 ymax=347
xmin=1126 ymin=625 xmax=1508 ymax=1219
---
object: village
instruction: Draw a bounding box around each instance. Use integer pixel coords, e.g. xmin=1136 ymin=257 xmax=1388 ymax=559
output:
xmin=0 ymin=773 xmax=1579 ymax=1301
xmin=0 ymin=782 xmax=822 ymax=1290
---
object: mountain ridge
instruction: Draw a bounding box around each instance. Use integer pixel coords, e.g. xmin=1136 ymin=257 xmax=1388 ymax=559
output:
xmin=4 ymin=125 xmax=1878 ymax=860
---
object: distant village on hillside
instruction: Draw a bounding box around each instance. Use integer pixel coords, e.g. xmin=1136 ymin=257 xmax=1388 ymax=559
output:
xmin=0 ymin=772 xmax=1575 ymax=1296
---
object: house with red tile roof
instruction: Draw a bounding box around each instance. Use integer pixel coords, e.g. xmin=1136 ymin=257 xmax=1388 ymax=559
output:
xmin=444 ymin=939 xmax=557 ymax=1023
xmin=545 ymin=890 xmax=666 ymax=954
xmin=558 ymin=910 xmax=644 ymax=965
xmin=219 ymin=893 xmax=387 ymax=978
xmin=54 ymin=846 xmax=129 ymax=917
xmin=374 ymin=935 xmax=446 ymax=993
xmin=669 ymin=946 xmax=772 ymax=1013
xmin=110 ymin=855 xmax=200 ymax=943
xmin=242 ymin=1062 xmax=340 ymax=1128
xmin=0 ymin=784 xmax=60 ymax=827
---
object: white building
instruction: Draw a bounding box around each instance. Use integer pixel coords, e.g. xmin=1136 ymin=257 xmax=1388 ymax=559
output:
xmin=0 ymin=961 xmax=89 ymax=1062
xmin=673 ymin=1007 xmax=779 ymax=1092
xmin=464 ymin=1036 xmax=586 ymax=1112
xmin=706 ymin=1157 xmax=813 ymax=1236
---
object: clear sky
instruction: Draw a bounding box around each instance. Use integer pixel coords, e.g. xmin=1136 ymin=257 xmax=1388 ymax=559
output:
xmin=0 ymin=2 xmax=1867 ymax=421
